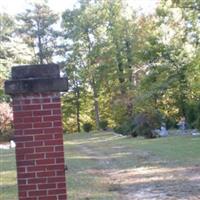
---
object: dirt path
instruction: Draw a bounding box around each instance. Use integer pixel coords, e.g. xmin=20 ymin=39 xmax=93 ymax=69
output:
xmin=76 ymin=138 xmax=200 ymax=200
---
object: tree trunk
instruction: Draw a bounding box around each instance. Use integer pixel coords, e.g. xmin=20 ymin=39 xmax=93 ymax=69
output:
xmin=90 ymin=77 xmax=100 ymax=130
xmin=75 ymin=86 xmax=81 ymax=132
xmin=36 ymin=20 xmax=44 ymax=64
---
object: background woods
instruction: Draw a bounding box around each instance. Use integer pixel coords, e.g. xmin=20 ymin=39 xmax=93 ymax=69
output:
xmin=0 ymin=0 xmax=199 ymax=135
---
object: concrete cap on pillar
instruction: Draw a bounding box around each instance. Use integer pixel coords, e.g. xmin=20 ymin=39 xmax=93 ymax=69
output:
xmin=4 ymin=64 xmax=68 ymax=95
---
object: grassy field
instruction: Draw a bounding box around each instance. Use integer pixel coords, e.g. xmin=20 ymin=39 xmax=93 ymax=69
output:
xmin=1 ymin=132 xmax=200 ymax=199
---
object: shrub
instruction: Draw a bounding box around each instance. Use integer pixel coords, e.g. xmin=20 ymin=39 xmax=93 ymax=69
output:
xmin=113 ymin=118 xmax=137 ymax=137
xmin=133 ymin=111 xmax=162 ymax=138
xmin=0 ymin=102 xmax=13 ymax=141
xmin=165 ymin=117 xmax=178 ymax=129
xmin=99 ymin=120 xmax=108 ymax=130
xmin=82 ymin=123 xmax=92 ymax=132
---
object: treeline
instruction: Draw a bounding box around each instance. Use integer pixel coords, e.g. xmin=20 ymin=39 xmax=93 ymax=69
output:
xmin=0 ymin=0 xmax=199 ymax=135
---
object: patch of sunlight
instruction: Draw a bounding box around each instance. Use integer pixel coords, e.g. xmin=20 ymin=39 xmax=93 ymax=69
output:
xmin=0 ymin=170 xmax=17 ymax=186
xmin=64 ymin=135 xmax=122 ymax=145
xmin=68 ymin=155 xmax=93 ymax=159
xmin=111 ymin=152 xmax=132 ymax=157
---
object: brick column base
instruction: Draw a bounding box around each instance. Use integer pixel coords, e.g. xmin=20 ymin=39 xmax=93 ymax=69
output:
xmin=13 ymin=92 xmax=67 ymax=200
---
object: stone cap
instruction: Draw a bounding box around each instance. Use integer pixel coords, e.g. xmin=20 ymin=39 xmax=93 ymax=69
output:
xmin=12 ymin=64 xmax=60 ymax=79
xmin=4 ymin=64 xmax=68 ymax=95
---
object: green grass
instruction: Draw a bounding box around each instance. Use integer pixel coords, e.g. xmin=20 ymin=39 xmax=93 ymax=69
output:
xmin=1 ymin=132 xmax=200 ymax=199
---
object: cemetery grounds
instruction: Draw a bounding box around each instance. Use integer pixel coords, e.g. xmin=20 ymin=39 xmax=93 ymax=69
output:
xmin=0 ymin=131 xmax=200 ymax=200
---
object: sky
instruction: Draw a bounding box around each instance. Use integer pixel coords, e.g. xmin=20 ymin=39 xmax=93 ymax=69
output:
xmin=0 ymin=0 xmax=159 ymax=15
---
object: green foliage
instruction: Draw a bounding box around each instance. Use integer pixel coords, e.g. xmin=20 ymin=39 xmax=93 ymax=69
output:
xmin=133 ymin=111 xmax=162 ymax=138
xmin=16 ymin=2 xmax=59 ymax=64
xmin=114 ymin=111 xmax=162 ymax=139
xmin=0 ymin=102 xmax=13 ymax=141
xmin=0 ymin=0 xmax=200 ymax=134
xmin=114 ymin=118 xmax=137 ymax=137
xmin=82 ymin=123 xmax=93 ymax=132
xmin=99 ymin=120 xmax=108 ymax=130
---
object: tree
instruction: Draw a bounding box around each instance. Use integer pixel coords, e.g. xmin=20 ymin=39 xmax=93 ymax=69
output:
xmin=0 ymin=13 xmax=32 ymax=102
xmin=16 ymin=2 xmax=59 ymax=64
xmin=62 ymin=0 xmax=108 ymax=129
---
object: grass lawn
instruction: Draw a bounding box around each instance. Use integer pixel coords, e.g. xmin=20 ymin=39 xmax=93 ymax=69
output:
xmin=0 ymin=132 xmax=200 ymax=199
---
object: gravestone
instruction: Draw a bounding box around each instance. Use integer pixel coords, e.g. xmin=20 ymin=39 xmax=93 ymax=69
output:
xmin=4 ymin=64 xmax=68 ymax=200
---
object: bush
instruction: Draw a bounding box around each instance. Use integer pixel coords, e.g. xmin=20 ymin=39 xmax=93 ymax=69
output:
xmin=113 ymin=118 xmax=137 ymax=137
xmin=133 ymin=111 xmax=162 ymax=138
xmin=0 ymin=102 xmax=13 ymax=141
xmin=185 ymin=102 xmax=200 ymax=129
xmin=99 ymin=120 xmax=108 ymax=130
xmin=114 ymin=111 xmax=162 ymax=139
xmin=82 ymin=123 xmax=92 ymax=132
xmin=165 ymin=117 xmax=178 ymax=129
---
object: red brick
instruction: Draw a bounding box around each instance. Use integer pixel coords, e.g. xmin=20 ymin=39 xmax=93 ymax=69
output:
xmin=58 ymin=195 xmax=67 ymax=200
xmin=53 ymin=134 xmax=63 ymax=140
xmin=26 ymin=153 xmax=44 ymax=160
xmin=22 ymin=99 xmax=31 ymax=104
xmin=28 ymin=166 xmax=46 ymax=172
xmin=56 ymin=158 xmax=65 ymax=164
xmin=18 ymin=172 xmax=35 ymax=179
xmin=28 ymin=178 xmax=46 ymax=184
xmin=21 ymin=198 xmax=37 ymax=200
xmin=32 ymin=98 xmax=51 ymax=104
xmin=16 ymin=148 xmax=34 ymax=155
xmin=48 ymin=189 xmax=66 ymax=195
xmin=25 ymin=141 xmax=43 ymax=148
xmin=36 ymin=159 xmax=55 ymax=165
xmin=15 ymin=123 xmax=32 ymax=129
xmin=46 ymin=152 xmax=63 ymax=158
xmin=33 ymin=110 xmax=51 ymax=116
xmin=14 ymin=129 xmax=23 ymax=135
xmin=34 ymin=122 xmax=52 ymax=128
xmin=23 ymin=104 xmax=41 ymax=110
xmin=29 ymin=190 xmax=47 ymax=196
xmin=13 ymin=105 xmax=22 ymax=111
xmin=44 ymin=140 xmax=63 ymax=146
xmin=24 ymin=129 xmax=43 ymax=135
xmin=16 ymin=154 xmax=25 ymax=160
xmin=47 ymin=176 xmax=65 ymax=183
xmin=38 ymin=183 xmax=56 ymax=190
xmin=34 ymin=134 xmax=53 ymax=140
xmin=55 ymin=145 xmax=64 ymax=152
xmin=43 ymin=116 xmax=61 ymax=122
xmin=43 ymin=127 xmax=63 ymax=134
xmin=39 ymin=196 xmax=57 ymax=200
xmin=16 ymin=142 xmax=24 ymax=148
xmin=18 ymin=184 xmax=36 ymax=191
xmin=14 ymin=111 xmax=32 ymax=118
xmin=17 ymin=167 xmax=26 ymax=173
xmin=56 ymin=170 xmax=65 ymax=176
xmin=43 ymin=103 xmax=60 ymax=109
xmin=18 ymin=191 xmax=27 ymax=197
xmin=53 ymin=121 xmax=62 ymax=127
xmin=57 ymin=182 xmax=66 ymax=188
xmin=13 ymin=99 xmax=20 ymax=105
xmin=52 ymin=97 xmax=60 ymax=102
xmin=15 ymin=135 xmax=33 ymax=142
xmin=52 ymin=109 xmax=61 ymax=115
xmin=17 ymin=160 xmax=35 ymax=166
xmin=13 ymin=118 xmax=23 ymax=124
xmin=46 ymin=164 xmax=64 ymax=171
xmin=35 ymin=146 xmax=54 ymax=153
xmin=18 ymin=179 xmax=27 ymax=184
xmin=24 ymin=117 xmax=42 ymax=123
xmin=37 ymin=171 xmax=55 ymax=177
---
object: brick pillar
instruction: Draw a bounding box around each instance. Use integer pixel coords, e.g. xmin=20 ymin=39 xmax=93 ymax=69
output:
xmin=5 ymin=64 xmax=68 ymax=200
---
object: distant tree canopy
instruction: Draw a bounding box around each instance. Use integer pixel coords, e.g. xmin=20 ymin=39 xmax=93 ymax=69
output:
xmin=1 ymin=0 xmax=200 ymax=133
